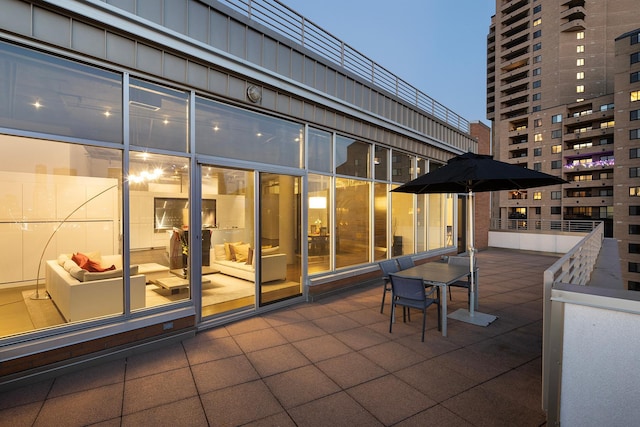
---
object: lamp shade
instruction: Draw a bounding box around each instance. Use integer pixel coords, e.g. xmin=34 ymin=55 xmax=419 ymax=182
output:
xmin=309 ymin=196 xmax=327 ymax=209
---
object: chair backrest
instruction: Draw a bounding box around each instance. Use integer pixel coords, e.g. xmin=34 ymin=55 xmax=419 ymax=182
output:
xmin=379 ymin=259 xmax=399 ymax=276
xmin=397 ymin=256 xmax=415 ymax=270
xmin=447 ymin=255 xmax=478 ymax=271
xmin=389 ymin=274 xmax=425 ymax=301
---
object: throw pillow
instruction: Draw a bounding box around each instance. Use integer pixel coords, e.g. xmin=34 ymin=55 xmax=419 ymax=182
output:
xmin=72 ymin=252 xmax=89 ymax=269
xmin=85 ymin=258 xmax=116 ymax=272
xmin=213 ymin=244 xmax=226 ymax=260
xmin=224 ymin=241 xmax=242 ymax=260
xmin=232 ymin=243 xmax=251 ymax=263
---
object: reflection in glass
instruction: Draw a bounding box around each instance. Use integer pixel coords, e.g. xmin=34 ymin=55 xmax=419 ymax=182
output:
xmin=374 ymin=183 xmax=388 ymax=261
xmin=308 ymin=174 xmax=331 ymax=273
xmin=129 ymin=152 xmax=190 ymax=309
xmin=0 ymin=136 xmax=123 ymax=338
xmin=335 ymin=178 xmax=370 ymax=268
xmin=336 ymin=136 xmax=369 ymax=178
xmin=374 ymin=146 xmax=389 ymax=181
xmin=391 ymin=188 xmax=414 ymax=256
xmin=195 ymin=96 xmax=303 ymax=168
xmin=392 ymin=150 xmax=413 ymax=183
xmin=129 ymin=78 xmax=189 ymax=152
xmin=201 ymin=166 xmax=256 ymax=317
xmin=0 ymin=41 xmax=123 ymax=142
xmin=308 ymin=128 xmax=332 ymax=173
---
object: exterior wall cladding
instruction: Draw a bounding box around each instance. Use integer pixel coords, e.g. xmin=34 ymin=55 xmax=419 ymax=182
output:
xmin=487 ymin=0 xmax=640 ymax=289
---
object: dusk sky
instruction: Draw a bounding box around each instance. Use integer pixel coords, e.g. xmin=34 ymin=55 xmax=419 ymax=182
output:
xmin=281 ymin=0 xmax=496 ymax=126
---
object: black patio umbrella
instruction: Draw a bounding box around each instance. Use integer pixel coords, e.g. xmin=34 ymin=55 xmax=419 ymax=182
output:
xmin=392 ymin=152 xmax=566 ymax=325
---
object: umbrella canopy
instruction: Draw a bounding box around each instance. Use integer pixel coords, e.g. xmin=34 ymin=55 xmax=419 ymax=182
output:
xmin=392 ymin=152 xmax=566 ymax=195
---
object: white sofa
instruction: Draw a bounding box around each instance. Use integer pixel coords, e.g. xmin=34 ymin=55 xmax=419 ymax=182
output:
xmin=210 ymin=243 xmax=287 ymax=283
xmin=45 ymin=254 xmax=146 ymax=322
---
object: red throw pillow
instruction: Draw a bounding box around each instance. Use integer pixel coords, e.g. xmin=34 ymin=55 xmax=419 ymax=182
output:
xmin=85 ymin=259 xmax=116 ymax=272
xmin=72 ymin=252 xmax=89 ymax=270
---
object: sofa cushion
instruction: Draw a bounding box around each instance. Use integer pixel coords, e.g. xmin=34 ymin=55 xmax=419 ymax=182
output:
xmin=213 ymin=244 xmax=226 ymax=260
xmin=225 ymin=241 xmax=243 ymax=260
xmin=82 ymin=269 xmax=124 ymax=282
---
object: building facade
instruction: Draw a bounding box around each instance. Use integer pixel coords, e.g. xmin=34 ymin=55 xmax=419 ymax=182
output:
xmin=487 ymin=0 xmax=640 ymax=288
xmin=0 ymin=0 xmax=477 ymax=385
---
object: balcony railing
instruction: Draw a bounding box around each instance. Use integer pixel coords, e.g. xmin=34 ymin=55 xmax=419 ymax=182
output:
xmin=218 ymin=0 xmax=470 ymax=133
xmin=491 ymin=218 xmax=600 ymax=233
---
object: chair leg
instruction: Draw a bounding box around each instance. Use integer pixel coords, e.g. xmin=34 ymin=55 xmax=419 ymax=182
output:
xmin=421 ymin=308 xmax=426 ymax=342
xmin=380 ymin=281 xmax=388 ymax=313
xmin=449 ymin=286 xmax=452 ymax=301
xmin=389 ymin=304 xmax=395 ymax=334
xmin=436 ymin=301 xmax=442 ymax=331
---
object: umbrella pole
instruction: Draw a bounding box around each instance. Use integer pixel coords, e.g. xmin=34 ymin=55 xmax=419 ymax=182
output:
xmin=468 ymin=190 xmax=476 ymax=317
xmin=448 ymin=190 xmax=497 ymax=327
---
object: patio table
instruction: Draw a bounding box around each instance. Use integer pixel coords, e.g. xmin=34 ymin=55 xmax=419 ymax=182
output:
xmin=395 ymin=262 xmax=470 ymax=337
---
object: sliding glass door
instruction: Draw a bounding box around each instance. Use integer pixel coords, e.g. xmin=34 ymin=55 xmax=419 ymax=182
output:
xmin=259 ymin=173 xmax=302 ymax=305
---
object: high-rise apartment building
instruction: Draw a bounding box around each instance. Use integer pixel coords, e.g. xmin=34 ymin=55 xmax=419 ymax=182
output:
xmin=487 ymin=0 xmax=640 ymax=288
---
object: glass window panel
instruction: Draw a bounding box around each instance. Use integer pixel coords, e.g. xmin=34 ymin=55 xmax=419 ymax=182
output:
xmin=427 ymin=194 xmax=444 ymax=250
xmin=374 ymin=145 xmax=389 ymax=181
xmin=195 ymin=96 xmax=303 ymax=168
xmin=335 ymin=136 xmax=369 ymax=177
xmin=308 ymin=174 xmax=331 ymax=273
xmin=391 ymin=188 xmax=414 ymax=256
xmin=308 ymin=128 xmax=331 ymax=172
xmin=0 ymin=135 xmax=124 ymax=338
xmin=0 ymin=41 xmax=123 ymax=142
xmin=416 ymin=194 xmax=427 ymax=252
xmin=335 ymin=178 xmax=370 ymax=268
xmin=374 ymin=183 xmax=388 ymax=261
xmin=129 ymin=151 xmax=190 ymax=310
xmin=129 ymin=78 xmax=188 ymax=152
xmin=392 ymin=151 xmax=413 ymax=183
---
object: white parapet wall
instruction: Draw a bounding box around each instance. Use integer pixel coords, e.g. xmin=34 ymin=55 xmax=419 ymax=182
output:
xmin=488 ymin=230 xmax=586 ymax=253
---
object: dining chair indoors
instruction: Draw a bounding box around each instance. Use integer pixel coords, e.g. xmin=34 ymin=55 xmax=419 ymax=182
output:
xmin=397 ymin=256 xmax=415 ymax=270
xmin=388 ymin=273 xmax=441 ymax=342
xmin=378 ymin=259 xmax=399 ymax=313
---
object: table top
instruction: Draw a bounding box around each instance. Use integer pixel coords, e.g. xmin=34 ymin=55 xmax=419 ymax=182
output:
xmin=395 ymin=262 xmax=470 ymax=285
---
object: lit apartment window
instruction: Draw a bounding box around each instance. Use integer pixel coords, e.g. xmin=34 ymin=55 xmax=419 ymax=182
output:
xmin=551 ymin=191 xmax=562 ymax=199
xmin=534 ymin=133 xmax=543 ymax=142
xmin=551 ymin=161 xmax=561 ymax=170
xmin=533 ymin=93 xmax=541 ymax=101
xmin=630 ymin=187 xmax=640 ymax=196
xmin=600 ymin=103 xmax=614 ymax=111
xmin=576 ymin=85 xmax=585 ymax=93
xmin=600 ymin=121 xmax=615 ymax=129
xmin=534 ymin=118 xmax=542 ymax=127
xmin=534 ymin=191 xmax=542 ymax=200
xmin=533 ymin=30 xmax=542 ymax=39
xmin=631 ymin=109 xmax=640 ymax=121
xmin=534 ymin=43 xmax=542 ymax=51
xmin=534 ymin=55 xmax=542 ymax=63
xmin=551 ymin=114 xmax=562 ymax=123
xmin=533 ymin=18 xmax=542 ymax=26
xmin=632 ymin=72 xmax=640 ymax=83
xmin=577 ymin=45 xmax=584 ymax=53
xmin=632 ymin=52 xmax=640 ymax=65
xmin=533 ymin=68 xmax=541 ymax=76
xmin=576 ymin=98 xmax=584 ymax=102
xmin=577 ymin=71 xmax=584 ymax=80
xmin=577 ymin=31 xmax=585 ymax=40
xmin=533 ymin=80 xmax=541 ymax=88
xmin=631 ymin=129 xmax=640 ymax=140
xmin=577 ymin=58 xmax=584 ymax=66
xmin=632 ymin=91 xmax=640 ymax=102
xmin=552 ymin=144 xmax=562 ymax=153
xmin=630 ymin=147 xmax=640 ymax=158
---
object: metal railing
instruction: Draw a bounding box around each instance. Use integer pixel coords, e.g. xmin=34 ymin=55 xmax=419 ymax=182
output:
xmin=541 ymin=222 xmax=604 ymax=420
xmin=219 ymin=0 xmax=470 ymax=133
xmin=490 ymin=218 xmax=600 ymax=233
